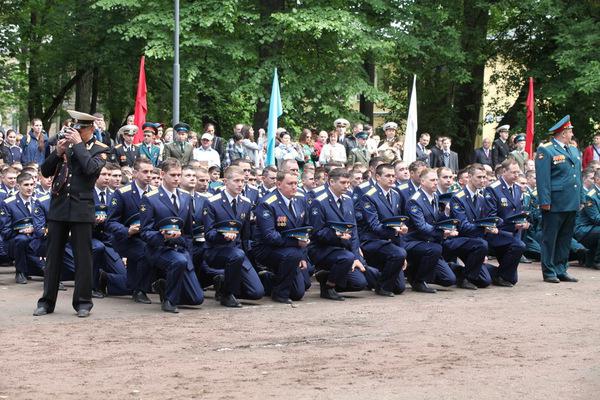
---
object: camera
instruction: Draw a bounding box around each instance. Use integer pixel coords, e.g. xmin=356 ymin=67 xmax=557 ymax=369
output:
xmin=57 ymin=127 xmax=68 ymax=140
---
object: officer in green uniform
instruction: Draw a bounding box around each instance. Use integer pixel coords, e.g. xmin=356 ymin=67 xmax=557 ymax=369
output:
xmin=535 ymin=115 xmax=582 ymax=283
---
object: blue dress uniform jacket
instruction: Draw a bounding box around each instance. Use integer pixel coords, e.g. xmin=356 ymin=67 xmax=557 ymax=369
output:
xmin=405 ymin=190 xmax=455 ymax=286
xmin=137 ymin=143 xmax=161 ymax=166
xmin=202 ymin=191 xmax=264 ymax=300
xmin=482 ymin=180 xmax=526 ymax=284
xmin=253 ymin=190 xmax=310 ymax=300
xmin=358 ymin=185 xmax=406 ymax=293
xmin=91 ymin=188 xmax=128 ymax=295
xmin=535 ymin=138 xmax=582 ymax=279
xmin=139 ymin=186 xmax=203 ymax=306
xmin=0 ymin=195 xmax=44 ymax=277
xmin=189 ymin=191 xmax=216 ymax=288
xmin=106 ymin=183 xmax=152 ymax=294
xmin=307 ymin=189 xmax=369 ymax=292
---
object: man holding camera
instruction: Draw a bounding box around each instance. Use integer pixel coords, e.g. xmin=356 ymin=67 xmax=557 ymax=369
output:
xmin=33 ymin=110 xmax=110 ymax=318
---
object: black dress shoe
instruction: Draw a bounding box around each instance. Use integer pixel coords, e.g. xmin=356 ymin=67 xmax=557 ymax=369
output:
xmin=213 ymin=275 xmax=224 ymax=302
xmin=493 ymin=276 xmax=514 ymax=287
xmin=271 ymin=295 xmax=293 ymax=304
xmin=458 ymin=279 xmax=478 ymax=290
xmin=220 ymin=294 xmax=242 ymax=308
xmin=76 ymin=309 xmax=90 ymax=318
xmin=412 ymin=281 xmax=436 ymax=293
xmin=91 ymin=290 xmax=105 ymax=299
xmin=558 ymin=273 xmax=578 ymax=282
xmin=98 ymin=270 xmax=108 ymax=295
xmin=151 ymin=279 xmax=166 ymax=303
xmin=33 ymin=306 xmax=48 ymax=316
xmin=161 ymin=299 xmax=179 ymax=313
xmin=58 ymin=282 xmax=66 ymax=291
xmin=132 ymin=291 xmax=152 ymax=304
xmin=15 ymin=272 xmax=27 ymax=284
xmin=519 ymin=255 xmax=533 ymax=264
xmin=320 ymin=287 xmax=345 ymax=301
xmin=543 ymin=276 xmax=560 ymax=283
xmin=375 ymin=288 xmax=394 ymax=297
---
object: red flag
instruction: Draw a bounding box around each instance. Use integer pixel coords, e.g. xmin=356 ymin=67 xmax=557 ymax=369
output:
xmin=133 ymin=56 xmax=147 ymax=144
xmin=525 ymin=77 xmax=534 ymax=159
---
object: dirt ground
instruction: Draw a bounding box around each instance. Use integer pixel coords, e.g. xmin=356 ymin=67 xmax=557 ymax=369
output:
xmin=1 ymin=261 xmax=599 ymax=400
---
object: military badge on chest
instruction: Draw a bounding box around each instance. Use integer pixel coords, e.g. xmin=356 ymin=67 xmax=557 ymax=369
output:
xmin=277 ymin=215 xmax=287 ymax=227
xmin=552 ymin=155 xmax=565 ymax=165
xmin=500 ymin=197 xmax=508 ymax=207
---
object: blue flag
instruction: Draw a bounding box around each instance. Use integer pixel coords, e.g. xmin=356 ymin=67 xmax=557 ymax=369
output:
xmin=265 ymin=68 xmax=282 ymax=167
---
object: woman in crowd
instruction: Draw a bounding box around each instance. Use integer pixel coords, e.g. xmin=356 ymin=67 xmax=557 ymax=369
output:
xmin=2 ymin=129 xmax=22 ymax=165
xmin=318 ymin=130 xmax=347 ymax=166
xmin=298 ymin=128 xmax=317 ymax=167
xmin=241 ymin=125 xmax=261 ymax=168
xmin=274 ymin=131 xmax=303 ymax=166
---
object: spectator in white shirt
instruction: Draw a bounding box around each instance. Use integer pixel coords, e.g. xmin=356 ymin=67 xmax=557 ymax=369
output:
xmin=318 ymin=130 xmax=347 ymax=166
xmin=274 ymin=131 xmax=303 ymax=166
xmin=193 ymin=133 xmax=221 ymax=168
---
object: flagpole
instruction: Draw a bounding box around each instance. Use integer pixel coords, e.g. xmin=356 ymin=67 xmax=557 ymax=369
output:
xmin=173 ymin=0 xmax=180 ymax=126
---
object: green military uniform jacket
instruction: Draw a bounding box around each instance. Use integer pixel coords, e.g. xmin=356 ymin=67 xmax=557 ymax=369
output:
xmin=534 ymin=138 xmax=582 ymax=212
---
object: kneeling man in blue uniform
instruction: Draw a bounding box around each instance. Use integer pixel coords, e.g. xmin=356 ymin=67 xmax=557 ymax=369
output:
xmin=253 ymin=171 xmax=311 ymax=304
xmin=139 ymin=158 xmax=203 ymax=313
xmin=358 ymin=163 xmax=406 ymax=295
xmin=483 ymin=159 xmax=527 ymax=286
xmin=202 ymin=166 xmax=264 ymax=307
xmin=535 ymin=115 xmax=581 ymax=283
xmin=308 ymin=168 xmax=370 ymax=301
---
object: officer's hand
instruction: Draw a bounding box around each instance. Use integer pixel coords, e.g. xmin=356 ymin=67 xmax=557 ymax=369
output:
xmin=485 ymin=227 xmax=498 ymax=235
xmin=95 ymin=216 xmax=106 ymax=224
xmin=297 ymin=239 xmax=309 ymax=248
xmin=339 ymin=232 xmax=352 ymax=241
xmin=128 ymin=225 xmax=140 ymax=236
xmin=394 ymin=224 xmax=408 ymax=235
xmin=516 ymin=222 xmax=530 ymax=230
xmin=55 ymin=139 xmax=69 ymax=156
xmin=223 ymin=232 xmax=237 ymax=241
xmin=63 ymin=127 xmax=82 ymax=145
xmin=540 ymin=204 xmax=551 ymax=211
xmin=443 ymin=229 xmax=458 ymax=238
xmin=402 ymin=259 xmax=407 ymax=271
xmin=22 ymin=227 xmax=34 ymax=235
xmin=299 ymin=260 xmax=308 ymax=270
xmin=162 ymin=230 xmax=181 ymax=239
xmin=351 ymin=259 xmax=366 ymax=272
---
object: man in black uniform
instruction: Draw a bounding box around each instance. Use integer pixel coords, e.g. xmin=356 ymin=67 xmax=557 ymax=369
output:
xmin=33 ymin=110 xmax=110 ymax=318
xmin=492 ymin=125 xmax=511 ymax=167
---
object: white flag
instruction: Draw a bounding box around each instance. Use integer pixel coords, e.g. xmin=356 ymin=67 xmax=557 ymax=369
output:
xmin=403 ymin=75 xmax=417 ymax=164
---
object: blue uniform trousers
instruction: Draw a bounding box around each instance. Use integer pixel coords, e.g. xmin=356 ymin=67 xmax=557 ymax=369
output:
xmin=405 ymin=241 xmax=442 ymax=283
xmin=150 ymin=247 xmax=204 ymax=306
xmin=308 ymin=246 xmax=368 ymax=292
xmin=253 ymin=245 xmax=306 ymax=300
xmin=204 ymin=247 xmax=264 ymax=300
xmin=115 ymin=238 xmax=151 ymax=293
xmin=362 ymin=240 xmax=405 ymax=293
xmin=443 ymin=237 xmax=488 ymax=286
xmin=486 ymin=232 xmax=525 ymax=284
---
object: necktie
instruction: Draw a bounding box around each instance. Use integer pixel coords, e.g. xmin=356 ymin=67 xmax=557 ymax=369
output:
xmin=99 ymin=191 xmax=106 ymax=205
xmin=289 ymin=200 xmax=296 ymax=218
xmin=386 ymin=192 xmax=392 ymax=205
xmin=337 ymin=198 xmax=344 ymax=214
xmin=231 ymin=198 xmax=237 ymax=215
xmin=432 ymin=198 xmax=438 ymax=213
xmin=171 ymin=193 xmax=179 ymax=212
xmin=25 ymin=201 xmax=30 ymax=214
xmin=472 ymin=192 xmax=478 ymax=206
xmin=509 ymin=186 xmax=513 ymax=199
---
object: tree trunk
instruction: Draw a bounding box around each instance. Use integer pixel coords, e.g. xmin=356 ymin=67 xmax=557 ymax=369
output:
xmin=27 ymin=10 xmax=43 ymax=122
xmin=75 ymin=69 xmax=93 ymax=113
xmin=90 ymin=66 xmax=100 ymax=114
xmin=453 ymin=0 xmax=491 ymax=166
xmin=359 ymin=59 xmax=375 ymax=125
xmin=497 ymin=80 xmax=529 ymax=130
